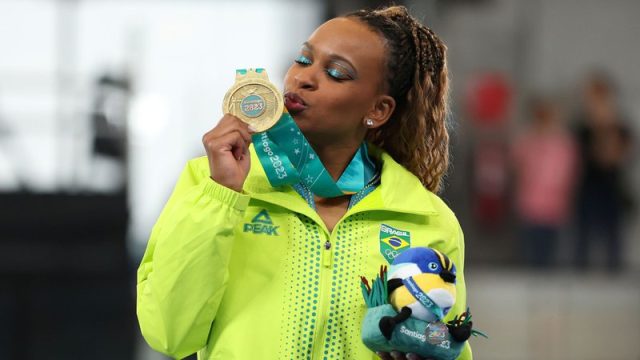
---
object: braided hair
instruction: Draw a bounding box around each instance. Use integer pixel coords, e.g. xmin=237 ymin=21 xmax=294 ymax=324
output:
xmin=346 ymin=6 xmax=450 ymax=193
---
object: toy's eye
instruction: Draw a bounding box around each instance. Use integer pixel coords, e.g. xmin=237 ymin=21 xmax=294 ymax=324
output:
xmin=428 ymin=262 xmax=439 ymax=271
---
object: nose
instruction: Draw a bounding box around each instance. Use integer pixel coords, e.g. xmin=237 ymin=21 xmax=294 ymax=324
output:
xmin=293 ymin=65 xmax=318 ymax=91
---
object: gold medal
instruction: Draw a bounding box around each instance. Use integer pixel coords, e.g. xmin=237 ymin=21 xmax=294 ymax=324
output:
xmin=222 ymin=68 xmax=284 ymax=132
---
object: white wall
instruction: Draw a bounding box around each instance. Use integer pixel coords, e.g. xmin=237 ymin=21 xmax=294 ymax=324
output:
xmin=0 ymin=1 xmax=58 ymax=191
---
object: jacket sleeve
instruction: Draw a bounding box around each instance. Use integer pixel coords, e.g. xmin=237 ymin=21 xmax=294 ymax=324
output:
xmin=136 ymin=158 xmax=250 ymax=359
xmin=443 ymin=222 xmax=473 ymax=360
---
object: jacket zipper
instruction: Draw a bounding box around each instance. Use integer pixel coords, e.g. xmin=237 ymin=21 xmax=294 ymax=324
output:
xmin=311 ymin=229 xmax=333 ymax=359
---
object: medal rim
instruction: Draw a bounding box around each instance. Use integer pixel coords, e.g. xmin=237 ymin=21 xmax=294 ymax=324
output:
xmin=222 ymin=76 xmax=284 ymax=132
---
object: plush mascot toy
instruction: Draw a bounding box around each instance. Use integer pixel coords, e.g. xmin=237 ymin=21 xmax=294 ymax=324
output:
xmin=360 ymin=247 xmax=486 ymax=359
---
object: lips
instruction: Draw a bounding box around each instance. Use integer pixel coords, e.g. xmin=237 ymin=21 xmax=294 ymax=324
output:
xmin=284 ymin=92 xmax=307 ymax=115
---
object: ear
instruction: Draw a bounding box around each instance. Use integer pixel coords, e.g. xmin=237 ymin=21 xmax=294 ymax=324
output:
xmin=364 ymin=95 xmax=395 ymax=128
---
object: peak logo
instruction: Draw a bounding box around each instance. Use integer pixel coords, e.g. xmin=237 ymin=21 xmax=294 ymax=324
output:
xmin=243 ymin=209 xmax=280 ymax=236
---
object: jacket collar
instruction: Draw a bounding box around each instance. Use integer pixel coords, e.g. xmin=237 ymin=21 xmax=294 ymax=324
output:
xmin=362 ymin=145 xmax=439 ymax=216
xmin=243 ymin=143 xmax=439 ymax=222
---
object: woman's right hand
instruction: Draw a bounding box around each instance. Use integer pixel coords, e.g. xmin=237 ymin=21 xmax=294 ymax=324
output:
xmin=202 ymin=114 xmax=255 ymax=192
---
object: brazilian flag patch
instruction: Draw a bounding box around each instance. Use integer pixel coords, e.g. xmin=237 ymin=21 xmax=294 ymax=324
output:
xmin=379 ymin=224 xmax=411 ymax=263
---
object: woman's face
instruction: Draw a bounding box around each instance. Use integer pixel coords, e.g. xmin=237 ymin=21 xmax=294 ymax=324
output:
xmin=283 ymin=17 xmax=391 ymax=147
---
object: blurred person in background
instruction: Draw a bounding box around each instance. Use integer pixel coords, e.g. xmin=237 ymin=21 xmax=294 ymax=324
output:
xmin=511 ymin=97 xmax=577 ymax=268
xmin=573 ymin=71 xmax=634 ymax=272
xmin=137 ymin=5 xmax=470 ymax=360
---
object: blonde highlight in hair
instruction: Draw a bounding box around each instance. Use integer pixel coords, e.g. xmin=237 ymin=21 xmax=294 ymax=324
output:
xmin=347 ymin=6 xmax=450 ymax=192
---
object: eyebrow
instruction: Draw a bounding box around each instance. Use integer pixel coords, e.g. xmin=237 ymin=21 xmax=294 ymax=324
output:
xmin=302 ymin=41 xmax=359 ymax=79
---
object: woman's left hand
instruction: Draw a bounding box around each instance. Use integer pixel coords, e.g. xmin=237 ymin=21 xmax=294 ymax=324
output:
xmin=376 ymin=351 xmax=433 ymax=360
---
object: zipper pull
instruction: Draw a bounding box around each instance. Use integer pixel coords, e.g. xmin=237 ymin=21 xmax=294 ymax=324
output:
xmin=323 ymin=241 xmax=332 ymax=267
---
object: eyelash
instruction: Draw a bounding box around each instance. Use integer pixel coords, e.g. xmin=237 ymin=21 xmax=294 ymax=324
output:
xmin=294 ymin=55 xmax=312 ymax=66
xmin=294 ymin=55 xmax=351 ymax=81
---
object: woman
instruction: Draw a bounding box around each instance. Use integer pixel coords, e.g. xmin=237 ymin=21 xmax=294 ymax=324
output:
xmin=511 ymin=97 xmax=577 ymax=268
xmin=573 ymin=72 xmax=633 ymax=271
xmin=137 ymin=6 xmax=471 ymax=360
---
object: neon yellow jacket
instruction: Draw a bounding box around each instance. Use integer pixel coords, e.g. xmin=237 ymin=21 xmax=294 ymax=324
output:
xmin=137 ymin=146 xmax=472 ymax=360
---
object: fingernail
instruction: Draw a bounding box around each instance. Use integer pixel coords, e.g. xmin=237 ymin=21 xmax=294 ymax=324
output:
xmin=390 ymin=351 xmax=402 ymax=359
xmin=248 ymin=125 xmax=257 ymax=132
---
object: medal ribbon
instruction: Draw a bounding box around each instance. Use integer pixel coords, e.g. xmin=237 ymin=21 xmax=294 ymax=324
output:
xmin=252 ymin=111 xmax=376 ymax=198
xmin=401 ymin=276 xmax=445 ymax=321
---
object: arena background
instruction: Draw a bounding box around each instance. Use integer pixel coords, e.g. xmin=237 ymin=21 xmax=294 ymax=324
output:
xmin=0 ymin=0 xmax=638 ymax=359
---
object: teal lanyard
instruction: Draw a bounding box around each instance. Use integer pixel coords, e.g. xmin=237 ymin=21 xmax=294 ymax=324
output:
xmin=252 ymin=112 xmax=377 ymax=198
xmin=293 ymin=171 xmax=380 ymax=210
